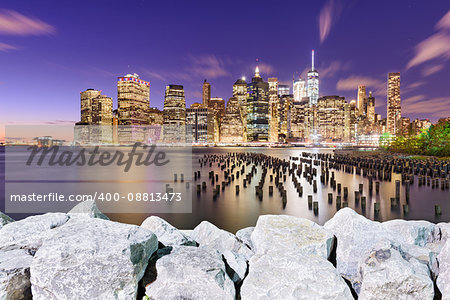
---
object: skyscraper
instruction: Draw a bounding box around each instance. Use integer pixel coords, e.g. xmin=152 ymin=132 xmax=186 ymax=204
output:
xmin=293 ymin=78 xmax=306 ymax=102
xmin=233 ymin=77 xmax=248 ymax=141
xmin=307 ymin=50 xmax=319 ymax=105
xmin=80 ymin=89 xmax=102 ymax=124
xmin=357 ymin=85 xmax=367 ymax=115
xmin=367 ymin=91 xmax=376 ymax=123
xmin=278 ymin=84 xmax=290 ymax=97
xmin=202 ymin=79 xmax=211 ymax=107
xmin=163 ymin=84 xmax=186 ymax=142
xmin=387 ymin=72 xmax=401 ymax=135
xmin=117 ymin=73 xmax=150 ymax=125
xmin=220 ymin=97 xmax=244 ymax=143
xmin=268 ymin=77 xmax=280 ymax=142
xmin=246 ymin=66 xmax=269 ymax=141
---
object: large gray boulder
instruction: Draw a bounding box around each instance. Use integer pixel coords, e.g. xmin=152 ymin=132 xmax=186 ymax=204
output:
xmin=324 ymin=208 xmax=438 ymax=289
xmin=236 ymin=226 xmax=254 ymax=250
xmin=437 ymin=237 xmax=450 ymax=296
xmin=357 ymin=241 xmax=434 ymax=299
xmin=30 ymin=218 xmax=157 ymax=300
xmin=141 ymin=216 xmax=196 ymax=246
xmin=251 ymin=215 xmax=334 ymax=259
xmin=0 ymin=212 xmax=13 ymax=230
xmin=68 ymin=200 xmax=109 ymax=220
xmin=241 ymin=253 xmax=353 ymax=300
xmin=191 ymin=221 xmax=252 ymax=259
xmin=0 ymin=249 xmax=33 ymax=300
xmin=0 ymin=213 xmax=69 ymax=251
xmin=144 ymin=246 xmax=235 ymax=300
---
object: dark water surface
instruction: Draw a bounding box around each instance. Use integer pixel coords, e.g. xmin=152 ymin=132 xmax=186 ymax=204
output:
xmin=1 ymin=147 xmax=449 ymax=233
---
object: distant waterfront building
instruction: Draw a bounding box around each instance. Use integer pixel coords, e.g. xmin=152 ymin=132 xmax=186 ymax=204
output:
xmin=316 ymin=96 xmax=347 ymax=141
xmin=77 ymin=89 xmax=113 ymax=144
xmin=220 ymin=97 xmax=244 ymax=143
xmin=367 ymin=91 xmax=376 ymax=123
xmin=80 ymin=89 xmax=113 ymax=125
xmin=268 ymin=78 xmax=280 ymax=142
xmin=278 ymin=84 xmax=290 ymax=97
xmin=411 ymin=118 xmax=432 ymax=135
xmin=163 ymin=84 xmax=186 ymax=142
xmin=233 ymin=78 xmax=248 ymax=141
xmin=387 ymin=72 xmax=401 ymax=135
xmin=400 ymin=117 xmax=411 ymax=136
xmin=357 ymin=85 xmax=367 ymax=116
xmin=246 ymin=66 xmax=269 ymax=142
xmin=209 ymin=97 xmax=226 ymax=142
xmin=293 ymin=78 xmax=307 ymax=102
xmin=278 ymin=95 xmax=292 ymax=141
xmin=148 ymin=107 xmax=164 ymax=125
xmin=186 ymin=106 xmax=214 ymax=143
xmin=289 ymin=99 xmax=313 ymax=141
xmin=117 ymin=73 xmax=150 ymax=125
xmin=202 ymin=80 xmax=211 ymax=107
xmin=307 ymin=50 xmax=319 ymax=105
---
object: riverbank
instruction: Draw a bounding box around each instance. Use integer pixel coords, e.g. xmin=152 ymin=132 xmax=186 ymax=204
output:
xmin=1 ymin=201 xmax=449 ymax=299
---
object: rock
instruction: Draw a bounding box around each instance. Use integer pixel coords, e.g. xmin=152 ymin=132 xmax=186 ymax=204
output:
xmin=437 ymin=238 xmax=450 ymax=296
xmin=357 ymin=241 xmax=434 ymax=299
xmin=145 ymin=246 xmax=235 ymax=300
xmin=30 ymin=218 xmax=157 ymax=300
xmin=241 ymin=253 xmax=353 ymax=300
xmin=68 ymin=200 xmax=109 ymax=220
xmin=251 ymin=215 xmax=334 ymax=259
xmin=236 ymin=226 xmax=254 ymax=250
xmin=324 ymin=208 xmax=438 ymax=289
xmin=0 ymin=213 xmax=69 ymax=252
xmin=191 ymin=221 xmax=252 ymax=260
xmin=141 ymin=216 xmax=196 ymax=246
xmin=0 ymin=249 xmax=33 ymax=300
xmin=0 ymin=212 xmax=13 ymax=230
xmin=222 ymin=250 xmax=248 ymax=282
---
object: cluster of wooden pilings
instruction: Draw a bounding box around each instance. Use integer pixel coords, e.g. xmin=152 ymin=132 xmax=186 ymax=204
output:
xmin=188 ymin=151 xmax=449 ymax=217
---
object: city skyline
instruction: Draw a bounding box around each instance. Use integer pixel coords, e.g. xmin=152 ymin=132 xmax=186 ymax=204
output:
xmin=1 ymin=1 xmax=450 ymax=143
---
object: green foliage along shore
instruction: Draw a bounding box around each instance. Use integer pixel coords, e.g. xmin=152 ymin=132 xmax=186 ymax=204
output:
xmin=381 ymin=120 xmax=450 ymax=157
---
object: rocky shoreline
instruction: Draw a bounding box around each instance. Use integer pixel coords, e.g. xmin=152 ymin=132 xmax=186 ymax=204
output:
xmin=1 ymin=202 xmax=449 ymax=299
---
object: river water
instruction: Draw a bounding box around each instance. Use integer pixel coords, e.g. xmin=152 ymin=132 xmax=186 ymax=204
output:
xmin=1 ymin=147 xmax=449 ymax=233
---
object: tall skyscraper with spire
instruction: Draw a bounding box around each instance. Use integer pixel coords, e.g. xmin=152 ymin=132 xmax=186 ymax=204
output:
xmin=307 ymin=50 xmax=319 ymax=106
xmin=246 ymin=65 xmax=269 ymax=141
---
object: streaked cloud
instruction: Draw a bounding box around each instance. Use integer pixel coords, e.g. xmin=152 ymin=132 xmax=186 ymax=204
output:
xmin=256 ymin=62 xmax=275 ymax=76
xmin=319 ymin=60 xmax=350 ymax=78
xmin=336 ymin=75 xmax=386 ymax=99
xmin=0 ymin=9 xmax=55 ymax=35
xmin=403 ymin=96 xmax=450 ymax=118
xmin=422 ymin=64 xmax=443 ymax=77
xmin=186 ymin=54 xmax=230 ymax=79
xmin=0 ymin=42 xmax=17 ymax=51
xmin=407 ymin=10 xmax=450 ymax=69
xmin=404 ymin=81 xmax=426 ymax=91
xmin=403 ymin=95 xmax=426 ymax=104
xmin=319 ymin=0 xmax=343 ymax=43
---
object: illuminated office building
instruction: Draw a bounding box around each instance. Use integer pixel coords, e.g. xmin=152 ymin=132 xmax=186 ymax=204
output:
xmin=278 ymin=84 xmax=290 ymax=97
xmin=117 ymin=73 xmax=150 ymax=125
xmin=163 ymin=84 xmax=186 ymax=142
xmin=233 ymin=78 xmax=248 ymax=141
xmin=209 ymin=97 xmax=225 ymax=141
xmin=293 ymin=78 xmax=306 ymax=102
xmin=278 ymin=94 xmax=292 ymax=141
xmin=387 ymin=72 xmax=401 ymax=135
xmin=316 ymin=96 xmax=347 ymax=141
xmin=307 ymin=50 xmax=319 ymax=105
xmin=367 ymin=91 xmax=376 ymax=123
xmin=186 ymin=106 xmax=214 ymax=143
xmin=290 ymin=99 xmax=313 ymax=141
xmin=148 ymin=107 xmax=164 ymax=125
xmin=220 ymin=97 xmax=244 ymax=143
xmin=80 ymin=89 xmax=101 ymax=124
xmin=202 ymin=79 xmax=211 ymax=107
xmin=246 ymin=66 xmax=269 ymax=141
xmin=357 ymin=85 xmax=367 ymax=116
xmin=268 ymin=78 xmax=280 ymax=142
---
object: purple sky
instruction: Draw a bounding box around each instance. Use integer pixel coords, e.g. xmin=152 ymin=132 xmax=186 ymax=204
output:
xmin=1 ymin=0 xmax=449 ymax=140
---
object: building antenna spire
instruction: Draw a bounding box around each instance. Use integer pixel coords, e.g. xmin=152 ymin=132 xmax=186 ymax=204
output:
xmin=312 ymin=50 xmax=315 ymax=71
